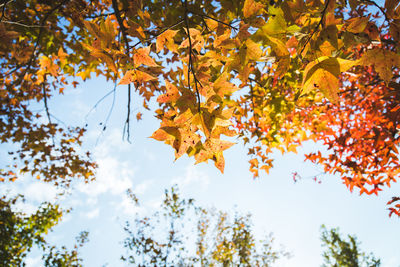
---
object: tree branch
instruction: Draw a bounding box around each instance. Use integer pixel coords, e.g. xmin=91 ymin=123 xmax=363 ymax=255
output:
xmin=6 ymin=0 xmax=70 ymax=80
xmin=363 ymin=0 xmax=389 ymax=23
xmin=42 ymin=80 xmax=52 ymax=125
xmin=132 ymin=19 xmax=184 ymax=48
xmin=112 ymin=0 xmax=133 ymax=142
xmin=111 ymin=0 xmax=130 ymax=52
xmin=192 ymin=12 xmax=238 ymax=31
xmin=183 ymin=0 xmax=201 ymax=114
xmin=299 ymin=0 xmax=330 ymax=57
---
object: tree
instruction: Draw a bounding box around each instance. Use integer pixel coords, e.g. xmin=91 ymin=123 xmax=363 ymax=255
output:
xmin=320 ymin=225 xmax=381 ymax=267
xmin=121 ymin=186 xmax=289 ymax=266
xmin=1 ymin=0 xmax=399 ymax=214
xmin=0 ymin=195 xmax=87 ymax=266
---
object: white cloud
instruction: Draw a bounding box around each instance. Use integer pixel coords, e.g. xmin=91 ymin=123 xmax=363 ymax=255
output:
xmin=119 ymin=195 xmax=145 ymax=216
xmin=77 ymin=156 xmax=135 ymax=197
xmin=133 ymin=180 xmax=154 ymax=196
xmin=24 ymin=182 xmax=58 ymax=203
xmin=91 ymin=129 xmax=134 ymax=156
xmin=86 ymin=196 xmax=98 ymax=206
xmin=83 ymin=207 xmax=100 ymax=219
xmin=147 ymin=197 xmax=163 ymax=210
xmin=171 ymin=164 xmax=210 ymax=190
xmin=143 ymin=149 xmax=156 ymax=161
xmin=0 ymin=177 xmax=63 ymax=215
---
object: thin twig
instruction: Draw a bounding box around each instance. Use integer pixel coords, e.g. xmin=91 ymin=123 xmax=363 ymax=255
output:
xmin=363 ymin=0 xmax=389 ymax=22
xmin=192 ymin=12 xmax=238 ymax=31
xmin=183 ymin=0 xmax=201 ymax=114
xmin=112 ymin=0 xmax=133 ymax=142
xmin=96 ymin=81 xmax=118 ymax=145
xmin=0 ymin=0 xmax=13 ymax=22
xmin=42 ymin=81 xmax=52 ymax=125
xmin=6 ymin=0 xmax=70 ymax=80
xmin=85 ymin=87 xmax=116 ymax=121
xmin=111 ymin=0 xmax=130 ymax=52
xmin=1 ymin=20 xmax=45 ymax=27
xmin=84 ymin=11 xmax=127 ymax=19
xmin=42 ymin=77 xmax=55 ymax=145
xmin=299 ymin=0 xmax=330 ymax=57
xmin=132 ymin=19 xmax=184 ymax=48
xmin=122 ymin=83 xmax=132 ymax=142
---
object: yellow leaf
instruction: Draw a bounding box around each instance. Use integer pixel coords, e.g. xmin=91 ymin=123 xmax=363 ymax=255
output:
xmin=267 ymin=36 xmax=288 ymax=57
xmin=194 ymin=138 xmax=235 ymax=173
xmin=347 ymin=17 xmax=369 ymax=33
xmin=260 ymin=7 xmax=286 ymax=35
xmin=213 ymin=72 xmax=239 ymax=97
xmin=302 ymin=57 xmax=349 ymax=103
xmin=302 ymin=57 xmax=358 ymax=103
xmin=244 ymin=39 xmax=263 ymax=61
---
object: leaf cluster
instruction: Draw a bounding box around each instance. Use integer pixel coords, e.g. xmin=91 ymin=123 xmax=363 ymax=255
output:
xmin=1 ymin=0 xmax=400 ymax=215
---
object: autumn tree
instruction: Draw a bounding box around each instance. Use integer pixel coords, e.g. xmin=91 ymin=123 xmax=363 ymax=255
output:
xmin=1 ymin=0 xmax=399 ymax=214
xmin=320 ymin=225 xmax=381 ymax=267
xmin=121 ymin=186 xmax=289 ymax=266
xmin=0 ymin=195 xmax=88 ymax=266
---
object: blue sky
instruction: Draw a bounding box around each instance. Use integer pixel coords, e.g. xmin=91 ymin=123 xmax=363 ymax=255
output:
xmin=3 ymin=76 xmax=400 ymax=267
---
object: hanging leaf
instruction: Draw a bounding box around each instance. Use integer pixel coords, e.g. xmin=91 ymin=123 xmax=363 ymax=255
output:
xmin=243 ymin=0 xmax=265 ymax=18
xmin=134 ymin=46 xmax=158 ymax=67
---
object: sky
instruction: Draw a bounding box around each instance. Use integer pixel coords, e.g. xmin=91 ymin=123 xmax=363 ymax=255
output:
xmin=3 ymin=75 xmax=400 ymax=267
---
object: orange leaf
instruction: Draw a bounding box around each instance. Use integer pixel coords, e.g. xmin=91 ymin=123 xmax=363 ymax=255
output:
xmin=156 ymin=29 xmax=178 ymax=53
xmin=134 ymin=46 xmax=158 ymax=67
xmin=157 ymin=80 xmax=180 ymax=103
xmin=119 ymin=70 xmax=156 ymax=85
xmin=243 ymin=0 xmax=265 ymax=18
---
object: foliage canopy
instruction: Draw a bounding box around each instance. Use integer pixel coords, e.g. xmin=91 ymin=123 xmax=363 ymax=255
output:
xmin=0 ymin=195 xmax=87 ymax=266
xmin=0 ymin=0 xmax=399 ymax=214
xmin=121 ymin=186 xmax=289 ymax=266
xmin=320 ymin=225 xmax=381 ymax=267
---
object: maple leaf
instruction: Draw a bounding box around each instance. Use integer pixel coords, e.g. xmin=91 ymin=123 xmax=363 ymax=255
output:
xmin=243 ymin=0 xmax=265 ymax=18
xmin=156 ymin=29 xmax=178 ymax=53
xmin=134 ymin=46 xmax=158 ymax=67
xmin=213 ymin=72 xmax=239 ymax=97
xmin=346 ymin=17 xmax=369 ymax=33
xmin=119 ymin=70 xmax=156 ymax=85
xmin=3 ymin=0 xmax=400 ymax=217
xmin=259 ymin=6 xmax=286 ymax=35
xmin=174 ymin=128 xmax=201 ymax=160
xmin=136 ymin=112 xmax=143 ymax=121
xmin=195 ymin=138 xmax=235 ymax=173
xmin=360 ymin=49 xmax=400 ymax=83
xmin=302 ymin=57 xmax=359 ymax=103
xmin=240 ymin=39 xmax=263 ymax=63
xmin=157 ymin=80 xmax=180 ymax=103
